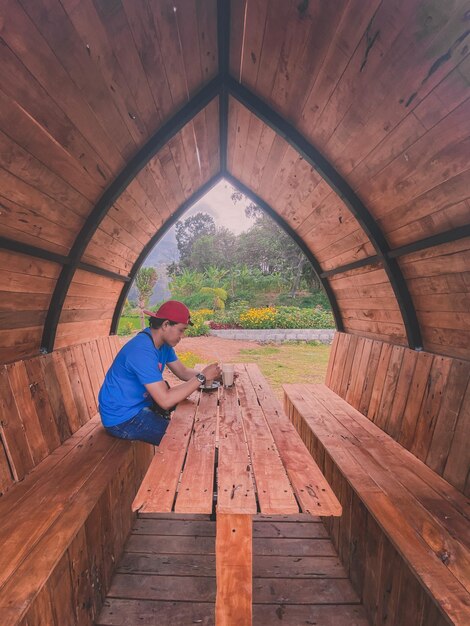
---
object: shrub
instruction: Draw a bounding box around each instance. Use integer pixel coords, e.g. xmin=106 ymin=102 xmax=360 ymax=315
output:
xmin=118 ymin=321 xmax=135 ymax=336
xmin=217 ymin=305 xmax=335 ymax=330
xmin=239 ymin=307 xmax=277 ymax=329
xmin=184 ymin=310 xmax=210 ymax=337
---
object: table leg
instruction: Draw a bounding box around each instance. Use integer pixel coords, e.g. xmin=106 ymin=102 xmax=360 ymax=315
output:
xmin=215 ymin=513 xmax=252 ymax=626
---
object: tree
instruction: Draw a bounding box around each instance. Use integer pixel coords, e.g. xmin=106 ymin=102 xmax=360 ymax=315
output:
xmin=231 ymin=191 xmax=319 ymax=297
xmin=189 ymin=227 xmax=237 ymax=271
xmin=135 ymin=267 xmax=158 ymax=329
xmin=175 ymin=212 xmax=216 ymax=264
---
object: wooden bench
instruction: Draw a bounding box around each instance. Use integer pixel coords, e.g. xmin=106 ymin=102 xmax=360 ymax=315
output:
xmin=0 ymin=336 xmax=153 ymax=626
xmin=283 ymin=334 xmax=470 ymax=626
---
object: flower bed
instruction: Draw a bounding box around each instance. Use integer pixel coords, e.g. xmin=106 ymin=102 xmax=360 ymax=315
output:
xmin=209 ymin=306 xmax=334 ymax=331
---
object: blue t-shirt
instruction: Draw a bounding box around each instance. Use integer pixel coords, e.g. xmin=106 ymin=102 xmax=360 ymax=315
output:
xmin=98 ymin=328 xmax=177 ymax=427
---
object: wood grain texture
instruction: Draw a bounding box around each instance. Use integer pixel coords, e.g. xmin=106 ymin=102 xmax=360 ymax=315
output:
xmin=284 ymin=383 xmax=470 ymax=626
xmin=216 ymin=514 xmax=252 ymax=626
xmin=326 ymin=332 xmax=470 ymax=492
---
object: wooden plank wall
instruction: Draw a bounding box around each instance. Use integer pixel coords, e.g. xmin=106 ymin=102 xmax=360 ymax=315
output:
xmin=326 ymin=332 xmax=470 ymax=495
xmin=227 ymin=100 xmax=408 ymax=345
xmin=0 ymin=250 xmax=61 ymax=363
xmin=0 ymin=335 xmax=122 ymax=496
xmin=229 ymin=0 xmax=470 ymax=357
xmin=0 ymin=0 xmax=218 ymax=361
xmin=400 ymin=237 xmax=470 ymax=359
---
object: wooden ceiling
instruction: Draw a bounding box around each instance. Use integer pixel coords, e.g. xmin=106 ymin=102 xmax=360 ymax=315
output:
xmin=0 ymin=0 xmax=469 ymax=363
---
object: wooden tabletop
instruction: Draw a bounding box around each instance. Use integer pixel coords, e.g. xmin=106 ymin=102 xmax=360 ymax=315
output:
xmin=133 ymin=363 xmax=342 ymax=517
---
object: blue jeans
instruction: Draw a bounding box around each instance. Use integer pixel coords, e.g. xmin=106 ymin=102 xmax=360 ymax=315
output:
xmin=105 ymin=406 xmax=170 ymax=445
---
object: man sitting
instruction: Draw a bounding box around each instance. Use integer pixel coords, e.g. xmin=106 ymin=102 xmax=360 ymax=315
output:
xmin=99 ymin=300 xmax=220 ymax=445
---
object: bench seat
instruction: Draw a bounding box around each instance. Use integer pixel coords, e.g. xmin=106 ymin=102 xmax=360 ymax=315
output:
xmin=284 ymin=383 xmax=470 ymax=626
xmin=0 ymin=337 xmax=152 ymax=626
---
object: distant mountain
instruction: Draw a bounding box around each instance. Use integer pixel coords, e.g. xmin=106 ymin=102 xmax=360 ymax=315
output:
xmin=127 ymin=229 xmax=179 ymax=306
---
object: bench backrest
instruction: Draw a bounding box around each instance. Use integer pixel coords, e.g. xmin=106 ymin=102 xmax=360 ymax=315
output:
xmin=326 ymin=332 xmax=470 ymax=495
xmin=0 ymin=335 xmax=121 ymax=495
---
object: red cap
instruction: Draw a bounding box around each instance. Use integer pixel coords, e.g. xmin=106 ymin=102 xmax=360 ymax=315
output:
xmin=143 ymin=300 xmax=193 ymax=325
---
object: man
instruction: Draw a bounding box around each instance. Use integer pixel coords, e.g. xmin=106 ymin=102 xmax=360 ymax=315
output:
xmin=99 ymin=300 xmax=221 ymax=445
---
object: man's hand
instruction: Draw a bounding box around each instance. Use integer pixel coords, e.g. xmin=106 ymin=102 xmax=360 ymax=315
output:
xmin=202 ymin=362 xmax=222 ymax=381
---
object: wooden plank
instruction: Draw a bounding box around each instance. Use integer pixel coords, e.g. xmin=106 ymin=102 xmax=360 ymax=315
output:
xmin=398 ymin=351 xmax=434 ymax=449
xmin=0 ymin=365 xmax=34 ymax=481
xmin=0 ymin=438 xmax=14 ymax=496
xmin=330 ymin=332 xmax=349 ymax=393
xmin=108 ymin=573 xmax=215 ymax=603
xmin=24 ymin=585 xmax=55 ymax=626
xmin=175 ymin=390 xmax=217 ymax=514
xmin=96 ymin=598 xmax=215 ymax=626
xmin=5 ymin=360 xmax=49 ymax=466
xmin=324 ymin=332 xmax=339 ymax=387
xmin=217 ymin=385 xmax=257 ymax=515
xmin=132 ymin=518 xmax=215 ymax=536
xmin=61 ymin=346 xmax=91 ymax=426
xmin=216 ymin=513 xmax=252 ymax=626
xmin=81 ymin=340 xmax=104 ymax=400
xmin=51 ymin=350 xmax=82 ymax=434
xmin=46 ymin=552 xmax=75 ymax=626
xmin=246 ymin=364 xmax=341 ymax=516
xmin=338 ymin=334 xmax=360 ymax=399
xmin=67 ymin=525 xmax=94 ymax=626
xmin=345 ymin=337 xmax=366 ymax=407
xmin=362 ymin=513 xmax=384 ymax=624
xmin=117 ymin=552 xmax=215 ymax=577
xmin=254 ymin=577 xmax=359 ymax=605
xmin=236 ymin=367 xmax=298 ymax=514
xmin=366 ymin=342 xmax=392 ymax=422
xmin=253 ymin=604 xmax=370 ymax=625
xmin=132 ymin=396 xmax=198 ymax=513
xmin=39 ymin=352 xmax=72 ymax=443
xmin=444 ymin=378 xmax=470 ymax=492
xmin=374 ymin=344 xmax=405 ymax=430
xmin=385 ymin=348 xmax=419 ymax=440
xmin=69 ymin=343 xmax=98 ymax=417
xmin=411 ymin=356 xmax=453 ymax=462
xmin=427 ymin=359 xmax=470 ymax=475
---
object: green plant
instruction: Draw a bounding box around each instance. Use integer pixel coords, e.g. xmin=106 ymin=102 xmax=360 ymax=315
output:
xmin=135 ymin=267 xmax=158 ymax=329
xmin=184 ymin=311 xmax=210 ymax=337
xmin=199 ymin=286 xmax=227 ymax=310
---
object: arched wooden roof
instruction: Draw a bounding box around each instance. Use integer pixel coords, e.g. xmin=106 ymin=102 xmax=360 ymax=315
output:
xmin=0 ymin=0 xmax=469 ymax=364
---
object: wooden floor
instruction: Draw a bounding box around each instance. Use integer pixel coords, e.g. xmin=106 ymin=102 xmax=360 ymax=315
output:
xmin=96 ymin=513 xmax=370 ymax=626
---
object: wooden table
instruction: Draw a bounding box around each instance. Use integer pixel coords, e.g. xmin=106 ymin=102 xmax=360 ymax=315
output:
xmin=133 ymin=363 xmax=342 ymax=625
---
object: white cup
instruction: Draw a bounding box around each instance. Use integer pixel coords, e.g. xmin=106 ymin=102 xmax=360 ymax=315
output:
xmin=222 ymin=364 xmax=234 ymax=387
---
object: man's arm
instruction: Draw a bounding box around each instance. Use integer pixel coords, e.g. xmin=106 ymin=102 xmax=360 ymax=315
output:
xmin=145 ymin=362 xmax=221 ymax=411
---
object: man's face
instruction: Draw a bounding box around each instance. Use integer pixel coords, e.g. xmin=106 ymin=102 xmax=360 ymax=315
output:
xmin=162 ymin=321 xmax=188 ymax=346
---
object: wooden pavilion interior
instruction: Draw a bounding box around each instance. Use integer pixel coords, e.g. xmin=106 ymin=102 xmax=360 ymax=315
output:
xmin=0 ymin=0 xmax=469 ymax=624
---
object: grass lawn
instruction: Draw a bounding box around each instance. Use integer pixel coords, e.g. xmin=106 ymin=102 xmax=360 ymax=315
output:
xmin=237 ymin=342 xmax=330 ymax=398
xmin=178 ymin=341 xmax=330 ymax=399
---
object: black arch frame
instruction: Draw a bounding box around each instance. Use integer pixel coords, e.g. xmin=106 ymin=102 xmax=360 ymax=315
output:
xmin=38 ymin=0 xmax=430 ymax=353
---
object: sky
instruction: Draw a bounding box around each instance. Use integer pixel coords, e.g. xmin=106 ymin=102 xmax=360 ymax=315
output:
xmin=169 ymin=178 xmax=256 ymax=237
